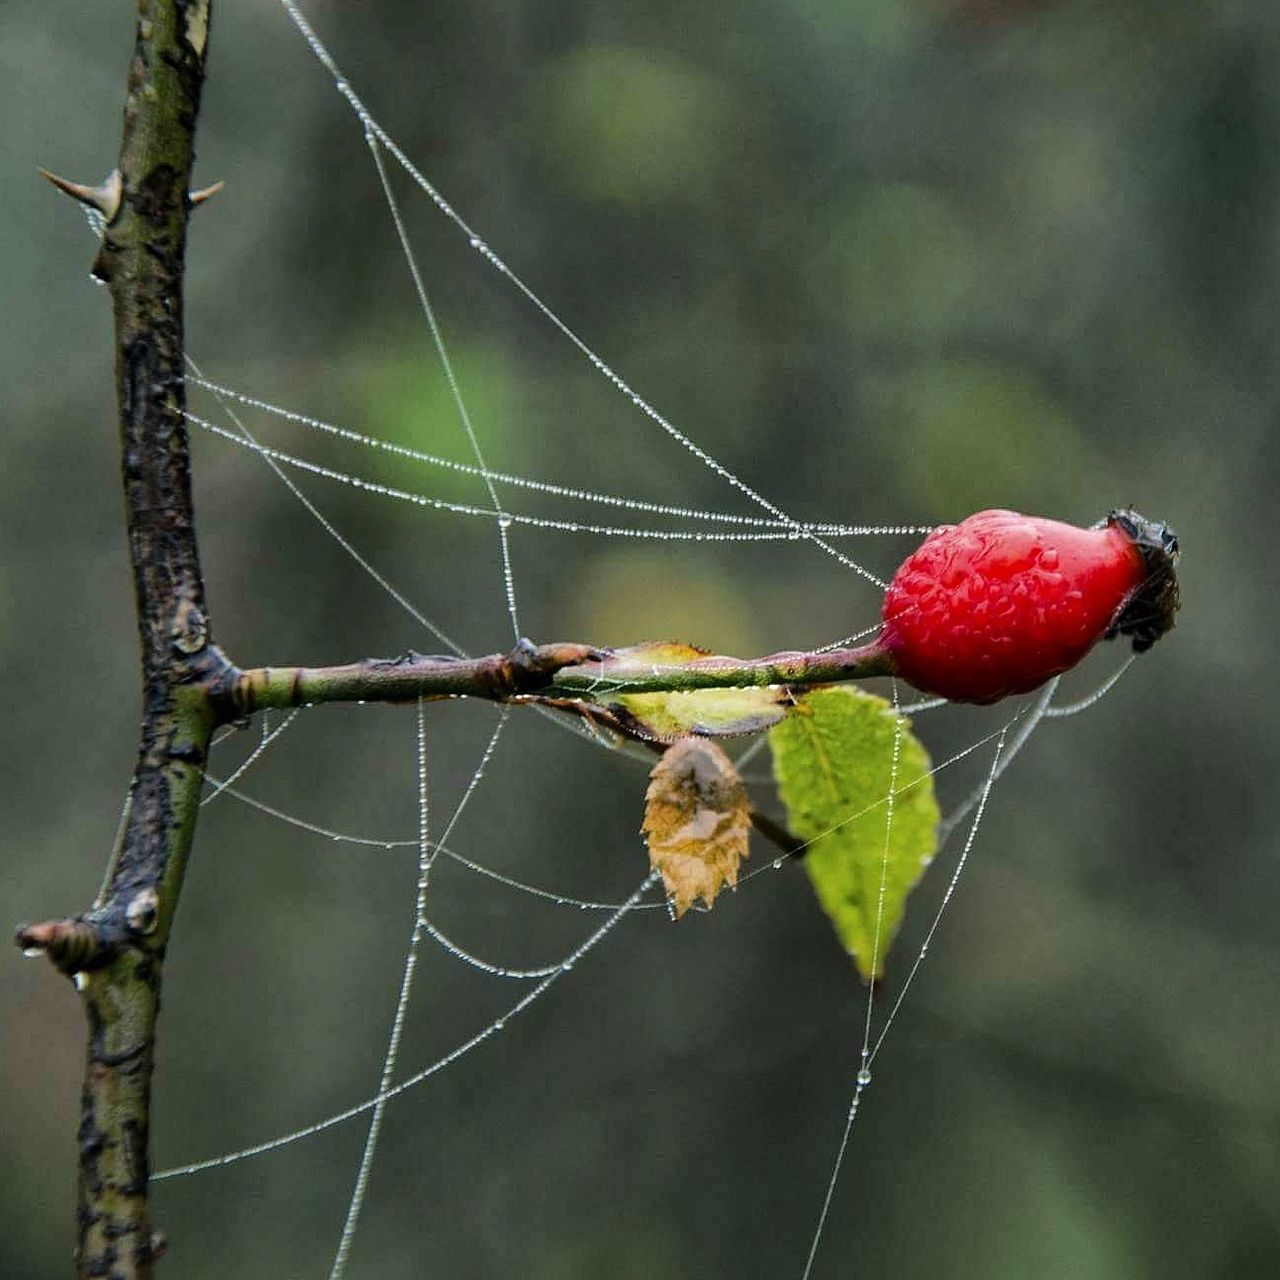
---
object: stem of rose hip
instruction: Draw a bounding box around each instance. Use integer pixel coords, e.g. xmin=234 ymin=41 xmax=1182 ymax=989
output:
xmin=231 ymin=640 xmax=900 ymax=712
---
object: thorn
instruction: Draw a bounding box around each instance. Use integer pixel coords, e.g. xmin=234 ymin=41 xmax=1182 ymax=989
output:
xmin=149 ymin=1229 xmax=168 ymax=1262
xmin=16 ymin=919 xmax=74 ymax=953
xmin=39 ymin=167 xmax=123 ymax=220
xmin=15 ymin=918 xmax=118 ymax=975
xmin=189 ymin=179 xmax=225 ymax=207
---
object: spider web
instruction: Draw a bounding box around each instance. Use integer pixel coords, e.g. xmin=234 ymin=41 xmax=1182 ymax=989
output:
xmin=139 ymin=4 xmax=1144 ymax=1275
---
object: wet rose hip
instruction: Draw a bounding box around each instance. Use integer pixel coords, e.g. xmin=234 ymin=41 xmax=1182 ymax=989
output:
xmin=877 ymin=508 xmax=1179 ymax=704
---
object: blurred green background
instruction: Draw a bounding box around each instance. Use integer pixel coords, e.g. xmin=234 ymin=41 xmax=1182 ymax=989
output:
xmin=3 ymin=1 xmax=1277 ymax=1276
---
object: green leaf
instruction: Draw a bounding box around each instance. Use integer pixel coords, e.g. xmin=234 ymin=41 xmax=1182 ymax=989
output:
xmin=577 ymin=642 xmax=789 ymax=741
xmin=769 ymin=687 xmax=940 ymax=980
xmin=608 ymin=686 xmax=790 ymax=742
xmin=583 ymin=641 xmax=711 ymax=687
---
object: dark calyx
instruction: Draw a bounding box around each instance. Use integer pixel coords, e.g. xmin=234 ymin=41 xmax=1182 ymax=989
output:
xmin=1103 ymin=507 xmax=1181 ymax=653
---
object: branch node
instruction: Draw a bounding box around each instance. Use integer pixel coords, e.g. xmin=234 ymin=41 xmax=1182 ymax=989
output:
xmin=500 ymin=640 xmax=603 ymax=694
xmin=39 ymin=167 xmax=123 ymax=220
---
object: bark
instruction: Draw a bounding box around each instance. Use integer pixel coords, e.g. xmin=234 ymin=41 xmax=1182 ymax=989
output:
xmin=230 ymin=640 xmax=897 ymax=713
xmin=17 ymin=4 xmax=221 ymax=1276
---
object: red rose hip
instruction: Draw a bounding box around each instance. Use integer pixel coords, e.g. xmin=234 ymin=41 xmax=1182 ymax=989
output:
xmin=877 ymin=508 xmax=1179 ymax=704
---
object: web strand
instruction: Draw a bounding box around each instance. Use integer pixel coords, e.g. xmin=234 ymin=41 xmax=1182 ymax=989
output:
xmin=797 ymin=1089 xmax=863 ymax=1280
xmin=275 ymin=0 xmax=889 ymax=593
xmin=1044 ymin=655 xmax=1136 ymax=718
xmin=327 ymin=706 xmax=510 ymax=1275
xmin=327 ymin=701 xmax=435 ymax=1279
xmin=799 ymin=717 xmax=1010 ymax=1280
xmin=188 ymin=357 xmax=671 ymax=761
xmin=143 ymin=11 xmax=1145 ymax=1268
xmin=187 ymin=376 xmax=927 ymax=536
xmin=153 ymin=870 xmax=661 ymax=1181
xmin=422 ymin=920 xmax=567 ymax=980
xmin=201 ymin=709 xmax=301 ymax=807
xmin=937 ymin=677 xmax=1058 ymax=847
xmin=189 ymin=410 xmax=920 ymax=545
xmin=205 ymin=706 xmax=1019 ymax=906
xmin=869 ymin=720 xmax=1011 ymax=1064
xmin=363 ymin=132 xmax=521 ymax=639
xmin=798 ymin=683 xmax=903 ymax=1280
xmin=735 ymin=713 xmax=1022 ymax=895
xmin=186 ymin=354 xmax=467 ymax=655
xmin=859 ymin=681 xmax=903 ymax=1065
xmin=198 ymin=776 xmax=670 ymax=910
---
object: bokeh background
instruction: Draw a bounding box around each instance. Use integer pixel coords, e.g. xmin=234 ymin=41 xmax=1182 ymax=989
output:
xmin=3 ymin=1 xmax=1278 ymax=1276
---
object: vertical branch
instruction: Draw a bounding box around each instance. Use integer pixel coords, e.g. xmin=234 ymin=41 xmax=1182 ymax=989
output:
xmin=18 ymin=3 xmax=223 ymax=1276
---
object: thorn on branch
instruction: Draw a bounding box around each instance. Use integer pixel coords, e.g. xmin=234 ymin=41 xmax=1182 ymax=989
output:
xmin=15 ymin=918 xmax=120 ymax=975
xmin=39 ymin=167 xmax=123 ymax=220
xmin=188 ymin=179 xmax=224 ymax=208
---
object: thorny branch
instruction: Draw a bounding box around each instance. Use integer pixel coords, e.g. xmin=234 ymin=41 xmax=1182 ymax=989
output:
xmin=16 ymin=3 xmax=220 ymax=1276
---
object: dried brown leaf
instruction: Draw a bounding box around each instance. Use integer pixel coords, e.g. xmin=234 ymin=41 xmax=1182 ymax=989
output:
xmin=642 ymin=737 xmax=751 ymax=918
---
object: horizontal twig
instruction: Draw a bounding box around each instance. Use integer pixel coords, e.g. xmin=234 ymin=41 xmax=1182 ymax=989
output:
xmin=229 ymin=639 xmax=897 ymax=716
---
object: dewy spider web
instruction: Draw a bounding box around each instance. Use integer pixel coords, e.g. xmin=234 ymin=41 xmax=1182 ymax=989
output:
xmin=141 ymin=3 xmax=1144 ymax=1276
